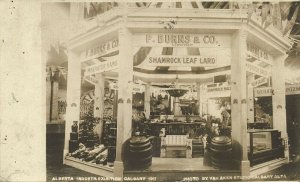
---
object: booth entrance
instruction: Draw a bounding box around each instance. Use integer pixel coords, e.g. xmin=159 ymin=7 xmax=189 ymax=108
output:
xmin=63 ymin=3 xmax=293 ymax=179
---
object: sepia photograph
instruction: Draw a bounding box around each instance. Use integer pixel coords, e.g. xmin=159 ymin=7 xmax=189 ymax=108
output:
xmin=1 ymin=0 xmax=300 ymax=181
xmin=43 ymin=1 xmax=300 ymax=181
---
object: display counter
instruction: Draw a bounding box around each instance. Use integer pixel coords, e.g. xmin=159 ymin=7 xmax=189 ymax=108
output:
xmin=247 ymin=129 xmax=284 ymax=166
xmin=146 ymin=122 xmax=206 ymax=136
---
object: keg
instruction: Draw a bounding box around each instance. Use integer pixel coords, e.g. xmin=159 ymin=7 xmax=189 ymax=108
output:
xmin=210 ymin=136 xmax=232 ymax=169
xmin=128 ymin=136 xmax=152 ymax=169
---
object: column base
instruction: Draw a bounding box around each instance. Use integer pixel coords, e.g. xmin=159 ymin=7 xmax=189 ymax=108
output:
xmin=240 ymin=160 xmax=250 ymax=176
xmin=63 ymin=149 xmax=68 ymax=164
xmin=113 ymin=161 xmax=124 ymax=178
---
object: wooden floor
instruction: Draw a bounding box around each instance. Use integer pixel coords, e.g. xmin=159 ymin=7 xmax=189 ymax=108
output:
xmin=125 ymin=157 xmax=240 ymax=182
xmin=149 ymin=157 xmax=216 ymax=171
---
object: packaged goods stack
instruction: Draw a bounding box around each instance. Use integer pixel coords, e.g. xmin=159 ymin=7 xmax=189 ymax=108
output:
xmin=192 ymin=138 xmax=204 ymax=158
xmin=69 ymin=121 xmax=79 ymax=153
xmin=103 ymin=118 xmax=117 ymax=166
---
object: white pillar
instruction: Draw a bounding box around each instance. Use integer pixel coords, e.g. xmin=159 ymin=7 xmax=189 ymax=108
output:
xmin=272 ymin=54 xmax=289 ymax=159
xmin=94 ymin=73 xmax=104 ymax=142
xmin=114 ymin=25 xmax=133 ymax=177
xmin=52 ymin=81 xmax=59 ymax=121
xmin=144 ymin=83 xmax=151 ymax=119
xmin=247 ymin=75 xmax=255 ymax=123
xmin=63 ymin=51 xmax=81 ymax=162
xmin=230 ymin=28 xmax=250 ymax=175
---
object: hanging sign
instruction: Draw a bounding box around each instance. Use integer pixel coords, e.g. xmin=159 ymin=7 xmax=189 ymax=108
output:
xmin=204 ymin=86 xmax=231 ymax=97
xmin=254 ymin=87 xmax=272 ymax=97
xmin=250 ymin=77 xmax=268 ymax=87
xmin=206 ymin=86 xmax=231 ymax=93
xmin=254 ymin=84 xmax=300 ymax=97
xmin=143 ymin=55 xmax=217 ymax=67
xmin=84 ymin=57 xmax=118 ymax=76
xmin=133 ymin=33 xmax=231 ymax=47
xmin=82 ymin=39 xmax=119 ymax=62
xmin=246 ymin=62 xmax=270 ymax=77
xmin=109 ymin=82 xmax=145 ymax=93
xmin=84 ymin=75 xmax=97 ymax=85
xmin=286 ymin=84 xmax=300 ymax=95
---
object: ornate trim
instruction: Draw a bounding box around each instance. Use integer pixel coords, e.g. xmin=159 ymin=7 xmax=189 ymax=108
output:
xmin=71 ymin=103 xmax=77 ymax=107
xmin=241 ymin=99 xmax=247 ymax=104
xmin=233 ymin=99 xmax=238 ymax=104
xmin=127 ymin=98 xmax=131 ymax=103
xmin=118 ymin=98 xmax=124 ymax=103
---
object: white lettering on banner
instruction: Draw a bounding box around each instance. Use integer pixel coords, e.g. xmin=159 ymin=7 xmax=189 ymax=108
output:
xmin=251 ymin=77 xmax=268 ymax=87
xmin=133 ymin=33 xmax=231 ymax=47
xmin=83 ymin=39 xmax=119 ymax=62
xmin=246 ymin=62 xmax=270 ymax=77
xmin=85 ymin=58 xmax=118 ymax=76
xmin=144 ymin=55 xmax=217 ymax=67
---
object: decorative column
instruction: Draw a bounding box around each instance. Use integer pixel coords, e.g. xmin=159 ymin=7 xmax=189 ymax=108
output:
xmin=63 ymin=51 xmax=81 ymax=162
xmin=144 ymin=83 xmax=151 ymax=119
xmin=94 ymin=73 xmax=104 ymax=142
xmin=272 ymin=54 xmax=289 ymax=159
xmin=230 ymin=28 xmax=250 ymax=175
xmin=247 ymin=75 xmax=255 ymax=123
xmin=114 ymin=24 xmax=133 ymax=177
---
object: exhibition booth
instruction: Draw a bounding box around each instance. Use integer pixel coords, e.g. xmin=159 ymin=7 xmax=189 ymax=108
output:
xmin=63 ymin=2 xmax=295 ymax=180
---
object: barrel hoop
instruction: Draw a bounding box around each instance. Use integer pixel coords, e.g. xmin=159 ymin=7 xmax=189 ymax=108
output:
xmin=129 ymin=142 xmax=151 ymax=149
xmin=210 ymin=147 xmax=232 ymax=153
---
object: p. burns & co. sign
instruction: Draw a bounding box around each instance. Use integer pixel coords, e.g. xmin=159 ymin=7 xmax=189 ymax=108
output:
xmin=133 ymin=33 xmax=231 ymax=47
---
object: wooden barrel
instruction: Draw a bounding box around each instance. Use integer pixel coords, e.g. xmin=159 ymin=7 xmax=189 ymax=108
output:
xmin=128 ymin=136 xmax=152 ymax=169
xmin=210 ymin=136 xmax=232 ymax=169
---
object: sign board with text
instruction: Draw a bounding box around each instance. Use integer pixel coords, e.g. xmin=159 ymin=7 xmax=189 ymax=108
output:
xmin=286 ymin=84 xmax=300 ymax=95
xmin=250 ymin=77 xmax=268 ymax=87
xmin=109 ymin=83 xmax=144 ymax=93
xmin=143 ymin=55 xmax=217 ymax=67
xmin=246 ymin=62 xmax=270 ymax=77
xmin=247 ymin=42 xmax=273 ymax=65
xmin=254 ymin=84 xmax=300 ymax=97
xmin=84 ymin=57 xmax=118 ymax=76
xmin=203 ymin=86 xmax=231 ymax=98
xmin=254 ymin=87 xmax=272 ymax=97
xmin=84 ymin=75 xmax=97 ymax=85
xmin=133 ymin=33 xmax=231 ymax=48
xmin=82 ymin=39 xmax=119 ymax=62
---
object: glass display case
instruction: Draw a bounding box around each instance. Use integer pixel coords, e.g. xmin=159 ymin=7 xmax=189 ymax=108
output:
xmin=248 ymin=129 xmax=284 ymax=166
xmin=252 ymin=132 xmax=272 ymax=153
